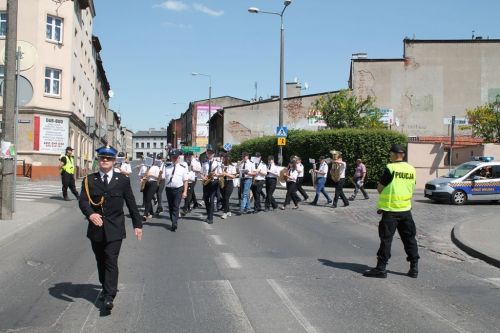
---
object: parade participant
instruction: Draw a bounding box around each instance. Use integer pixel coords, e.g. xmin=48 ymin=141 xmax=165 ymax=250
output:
xmin=310 ymin=156 xmax=332 ymax=205
xmin=350 ymin=158 xmax=369 ymax=200
xmin=280 ymin=159 xmax=300 ymax=210
xmin=330 ymin=151 xmax=349 ymax=208
xmin=220 ymin=154 xmax=237 ymax=219
xmin=363 ymin=144 xmax=419 ymax=279
xmin=141 ymin=157 xmax=160 ymax=221
xmin=155 ymin=154 xmax=166 ymax=215
xmin=137 ymin=157 xmax=149 ymax=207
xmin=265 ymin=155 xmax=279 ymax=211
xmin=181 ymin=152 xmax=199 ymax=216
xmin=251 ymin=152 xmax=268 ymax=213
xmin=119 ymin=155 xmax=132 ymax=177
xmin=78 ymin=145 xmax=142 ymax=311
xmin=59 ymin=146 xmax=80 ymax=201
xmin=295 ymin=156 xmax=309 ymax=202
xmin=201 ymin=145 xmax=221 ymax=224
xmin=163 ymin=149 xmax=188 ymax=231
xmin=238 ymin=151 xmax=255 ymax=214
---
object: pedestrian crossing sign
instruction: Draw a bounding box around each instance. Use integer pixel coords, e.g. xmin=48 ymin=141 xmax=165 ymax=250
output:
xmin=276 ymin=126 xmax=288 ymax=137
xmin=277 ymin=137 xmax=287 ymax=146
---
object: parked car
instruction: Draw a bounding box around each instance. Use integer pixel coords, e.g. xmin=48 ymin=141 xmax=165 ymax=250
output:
xmin=424 ymin=157 xmax=500 ymax=205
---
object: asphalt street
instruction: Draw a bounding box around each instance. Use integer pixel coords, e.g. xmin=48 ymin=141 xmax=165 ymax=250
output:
xmin=0 ymin=175 xmax=499 ymax=332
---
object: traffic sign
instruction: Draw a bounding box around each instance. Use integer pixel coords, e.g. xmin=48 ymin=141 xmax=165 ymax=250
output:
xmin=276 ymin=126 xmax=288 ymax=137
xmin=277 ymin=137 xmax=286 ymax=146
xmin=181 ymin=146 xmax=201 ymax=152
xmin=223 ymin=143 xmax=232 ymax=151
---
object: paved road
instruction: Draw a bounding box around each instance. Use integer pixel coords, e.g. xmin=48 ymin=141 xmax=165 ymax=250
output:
xmin=0 ymin=178 xmax=499 ymax=332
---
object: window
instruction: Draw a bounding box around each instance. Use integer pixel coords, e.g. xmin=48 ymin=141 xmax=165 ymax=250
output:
xmin=0 ymin=12 xmax=7 ymax=38
xmin=44 ymin=68 xmax=61 ymax=96
xmin=147 ymin=142 xmax=150 ymax=149
xmin=153 ymin=142 xmax=157 ymax=149
xmin=161 ymin=142 xmax=164 ymax=148
xmin=46 ymin=15 xmax=63 ymax=43
xmin=141 ymin=143 xmax=144 ymax=148
xmin=136 ymin=142 xmax=139 ymax=148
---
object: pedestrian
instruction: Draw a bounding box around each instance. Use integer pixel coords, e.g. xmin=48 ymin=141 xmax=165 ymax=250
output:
xmin=330 ymin=151 xmax=349 ymax=208
xmin=310 ymin=156 xmax=332 ymax=205
xmin=141 ymin=158 xmax=160 ymax=221
xmin=155 ymin=154 xmax=166 ymax=215
xmin=280 ymin=159 xmax=300 ymax=210
xmin=265 ymin=155 xmax=279 ymax=211
xmin=220 ymin=154 xmax=237 ymax=219
xmin=238 ymin=151 xmax=255 ymax=214
xmin=201 ymin=145 xmax=221 ymax=224
xmin=119 ymin=154 xmax=132 ymax=177
xmin=78 ymin=145 xmax=142 ymax=312
xmin=251 ymin=152 xmax=267 ymax=213
xmin=363 ymin=144 xmax=419 ymax=279
xmin=59 ymin=146 xmax=80 ymax=201
xmin=163 ymin=149 xmax=188 ymax=231
xmin=350 ymin=158 xmax=369 ymax=200
xmin=295 ymin=156 xmax=309 ymax=202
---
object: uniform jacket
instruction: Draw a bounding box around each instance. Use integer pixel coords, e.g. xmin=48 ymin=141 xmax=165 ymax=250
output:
xmin=79 ymin=171 xmax=142 ymax=242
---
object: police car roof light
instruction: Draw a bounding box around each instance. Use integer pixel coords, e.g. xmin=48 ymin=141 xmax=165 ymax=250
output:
xmin=471 ymin=156 xmax=494 ymax=162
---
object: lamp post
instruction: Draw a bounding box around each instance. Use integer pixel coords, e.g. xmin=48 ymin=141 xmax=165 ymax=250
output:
xmin=249 ymin=0 xmax=292 ymax=166
xmin=191 ymin=72 xmax=212 ymax=149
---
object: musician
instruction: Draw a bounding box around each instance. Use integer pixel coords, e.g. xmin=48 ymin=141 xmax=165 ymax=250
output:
xmin=137 ymin=159 xmax=149 ymax=208
xmin=181 ymin=151 xmax=199 ymax=216
xmin=295 ymin=156 xmax=309 ymax=202
xmin=142 ymin=158 xmax=160 ymax=221
xmin=220 ymin=154 xmax=237 ymax=219
xmin=265 ymin=155 xmax=279 ymax=211
xmin=201 ymin=145 xmax=221 ymax=224
xmin=163 ymin=149 xmax=188 ymax=231
xmin=155 ymin=154 xmax=166 ymax=215
xmin=251 ymin=152 xmax=268 ymax=213
xmin=280 ymin=159 xmax=300 ymax=210
xmin=119 ymin=155 xmax=132 ymax=177
xmin=78 ymin=145 xmax=142 ymax=311
xmin=331 ymin=151 xmax=349 ymax=208
xmin=310 ymin=156 xmax=333 ymax=205
xmin=238 ymin=151 xmax=255 ymax=214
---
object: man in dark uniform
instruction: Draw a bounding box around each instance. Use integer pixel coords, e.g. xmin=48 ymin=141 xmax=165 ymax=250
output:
xmin=79 ymin=146 xmax=143 ymax=311
xmin=59 ymin=146 xmax=80 ymax=201
xmin=164 ymin=149 xmax=188 ymax=231
xmin=201 ymin=145 xmax=221 ymax=224
xmin=363 ymin=144 xmax=419 ymax=279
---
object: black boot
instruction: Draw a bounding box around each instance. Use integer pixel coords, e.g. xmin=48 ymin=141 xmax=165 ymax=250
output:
xmin=407 ymin=261 xmax=418 ymax=278
xmin=363 ymin=260 xmax=387 ymax=278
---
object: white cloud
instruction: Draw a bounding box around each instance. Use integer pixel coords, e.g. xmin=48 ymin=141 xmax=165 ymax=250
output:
xmin=161 ymin=21 xmax=193 ymax=29
xmin=155 ymin=0 xmax=189 ymax=12
xmin=193 ymin=3 xmax=224 ymax=17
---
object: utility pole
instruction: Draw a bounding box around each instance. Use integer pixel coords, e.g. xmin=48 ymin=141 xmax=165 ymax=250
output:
xmin=0 ymin=0 xmax=18 ymax=220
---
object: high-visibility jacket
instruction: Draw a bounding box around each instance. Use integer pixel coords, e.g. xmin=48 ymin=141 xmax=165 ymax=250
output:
xmin=60 ymin=154 xmax=75 ymax=174
xmin=377 ymin=162 xmax=416 ymax=212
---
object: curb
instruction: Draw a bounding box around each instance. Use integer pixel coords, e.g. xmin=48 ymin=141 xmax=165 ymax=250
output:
xmin=451 ymin=221 xmax=500 ymax=269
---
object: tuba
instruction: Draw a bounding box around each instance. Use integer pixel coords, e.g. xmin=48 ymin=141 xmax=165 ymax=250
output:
xmin=278 ymin=167 xmax=288 ymax=187
xmin=329 ymin=150 xmax=344 ymax=182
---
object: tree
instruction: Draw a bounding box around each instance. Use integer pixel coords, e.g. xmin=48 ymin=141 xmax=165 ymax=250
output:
xmin=313 ymin=89 xmax=385 ymax=129
xmin=466 ymin=98 xmax=500 ymax=143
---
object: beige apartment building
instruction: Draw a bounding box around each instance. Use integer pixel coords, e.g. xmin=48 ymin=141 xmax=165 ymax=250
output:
xmin=0 ymin=0 xmax=117 ymax=180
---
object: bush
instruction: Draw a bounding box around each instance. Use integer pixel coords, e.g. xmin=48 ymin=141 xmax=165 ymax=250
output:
xmin=230 ymin=129 xmax=407 ymax=188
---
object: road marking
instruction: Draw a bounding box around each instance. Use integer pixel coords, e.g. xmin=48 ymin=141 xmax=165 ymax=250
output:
xmin=16 ymin=198 xmax=35 ymax=202
xmin=267 ymin=279 xmax=319 ymax=333
xmin=203 ymin=223 xmax=214 ymax=230
xmin=221 ymin=252 xmax=241 ymax=269
xmin=209 ymin=234 xmax=224 ymax=245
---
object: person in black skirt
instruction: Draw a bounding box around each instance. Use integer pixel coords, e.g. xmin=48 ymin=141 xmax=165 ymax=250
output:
xmin=220 ymin=154 xmax=237 ymax=219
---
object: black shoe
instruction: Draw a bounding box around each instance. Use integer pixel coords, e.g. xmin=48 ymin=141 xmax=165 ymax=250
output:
xmin=332 ymin=203 xmax=337 ymax=208
xmin=363 ymin=268 xmax=387 ymax=278
xmin=64 ymin=197 xmax=71 ymax=201
xmin=407 ymin=262 xmax=418 ymax=278
xmin=364 ymin=196 xmax=370 ymax=200
xmin=207 ymin=219 xmax=213 ymax=224
xmin=348 ymin=197 xmax=355 ymax=201
xmin=171 ymin=224 xmax=177 ymax=232
xmin=104 ymin=297 xmax=114 ymax=310
xmin=327 ymin=200 xmax=333 ymax=204
xmin=344 ymin=202 xmax=349 ymax=207
xmin=309 ymin=202 xmax=317 ymax=206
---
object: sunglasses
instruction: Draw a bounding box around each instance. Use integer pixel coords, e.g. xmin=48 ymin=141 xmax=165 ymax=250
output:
xmin=98 ymin=156 xmax=116 ymax=161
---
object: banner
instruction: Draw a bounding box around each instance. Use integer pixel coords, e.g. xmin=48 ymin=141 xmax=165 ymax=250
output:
xmin=33 ymin=115 xmax=69 ymax=153
xmin=196 ymin=104 xmax=222 ymax=137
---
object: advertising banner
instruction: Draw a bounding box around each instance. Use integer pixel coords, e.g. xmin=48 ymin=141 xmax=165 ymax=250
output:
xmin=196 ymin=104 xmax=222 ymax=137
xmin=33 ymin=115 xmax=69 ymax=153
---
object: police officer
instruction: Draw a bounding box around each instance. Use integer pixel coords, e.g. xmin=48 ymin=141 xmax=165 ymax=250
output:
xmin=59 ymin=146 xmax=80 ymax=201
xmin=363 ymin=144 xmax=419 ymax=279
xmin=78 ymin=146 xmax=143 ymax=311
xmin=163 ymin=149 xmax=188 ymax=231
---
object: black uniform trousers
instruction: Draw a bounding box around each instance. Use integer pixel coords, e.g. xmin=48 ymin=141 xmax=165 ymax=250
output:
xmin=333 ymin=178 xmax=349 ymax=206
xmin=284 ymin=181 xmax=300 ymax=207
xmin=91 ymin=239 xmax=122 ymax=298
xmin=221 ymin=180 xmax=234 ymax=213
xmin=203 ymin=180 xmax=219 ymax=221
xmin=265 ymin=177 xmax=278 ymax=209
xmin=166 ymin=186 xmax=183 ymax=227
xmin=183 ymin=182 xmax=196 ymax=212
xmin=156 ymin=179 xmax=166 ymax=212
xmin=251 ymin=180 xmax=265 ymax=211
xmin=377 ymin=210 xmax=420 ymax=265
xmin=296 ymin=176 xmax=309 ymax=200
xmin=61 ymin=171 xmax=79 ymax=199
xmin=191 ymin=180 xmax=200 ymax=208
xmin=143 ymin=181 xmax=158 ymax=216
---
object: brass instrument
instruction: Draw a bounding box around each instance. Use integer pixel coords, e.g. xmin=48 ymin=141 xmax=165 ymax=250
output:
xmin=278 ymin=167 xmax=288 ymax=187
xmin=140 ymin=177 xmax=147 ymax=192
xmin=203 ymin=172 xmax=216 ymax=186
xmin=329 ymin=150 xmax=345 ymax=182
xmin=309 ymin=162 xmax=318 ymax=188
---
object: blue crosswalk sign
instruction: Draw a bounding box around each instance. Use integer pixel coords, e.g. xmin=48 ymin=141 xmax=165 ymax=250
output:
xmin=276 ymin=126 xmax=288 ymax=137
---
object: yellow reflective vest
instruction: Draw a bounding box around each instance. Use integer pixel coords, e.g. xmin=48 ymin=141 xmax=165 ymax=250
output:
xmin=377 ymin=162 xmax=416 ymax=212
xmin=60 ymin=154 xmax=75 ymax=174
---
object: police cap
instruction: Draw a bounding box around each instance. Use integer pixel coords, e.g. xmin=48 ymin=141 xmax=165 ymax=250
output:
xmin=96 ymin=145 xmax=118 ymax=158
xmin=390 ymin=144 xmax=406 ymax=154
xmin=169 ymin=149 xmax=181 ymax=157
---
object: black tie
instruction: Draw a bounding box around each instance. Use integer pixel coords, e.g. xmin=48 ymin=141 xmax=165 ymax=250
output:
xmin=168 ymin=164 xmax=176 ymax=185
xmin=209 ymin=160 xmax=213 ymax=173
xmin=103 ymin=174 xmax=108 ymax=189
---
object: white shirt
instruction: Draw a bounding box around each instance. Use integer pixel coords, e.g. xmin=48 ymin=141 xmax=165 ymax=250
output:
xmin=120 ymin=162 xmax=132 ymax=175
xmin=239 ymin=159 xmax=255 ymax=179
xmin=99 ymin=170 xmax=113 ymax=184
xmin=202 ymin=159 xmax=221 ymax=179
xmin=333 ymin=160 xmax=347 ymax=179
xmin=317 ymin=162 xmax=328 ymax=178
xmin=138 ymin=165 xmax=148 ymax=177
xmin=223 ymin=164 xmax=238 ymax=185
xmin=164 ymin=162 xmax=188 ymax=188
xmin=296 ymin=162 xmax=304 ymax=178
xmin=146 ymin=165 xmax=160 ymax=181
xmin=287 ymin=168 xmax=298 ymax=183
xmin=266 ymin=162 xmax=279 ymax=178
xmin=254 ymin=161 xmax=268 ymax=181
xmin=190 ymin=158 xmax=202 ymax=173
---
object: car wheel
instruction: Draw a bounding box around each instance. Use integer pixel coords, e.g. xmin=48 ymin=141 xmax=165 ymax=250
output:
xmin=451 ymin=190 xmax=467 ymax=205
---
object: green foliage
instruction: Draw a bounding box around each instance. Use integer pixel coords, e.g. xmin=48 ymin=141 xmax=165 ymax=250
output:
xmin=313 ymin=89 xmax=386 ymax=129
xmin=466 ymin=103 xmax=500 ymax=143
xmin=230 ymin=128 xmax=407 ymax=188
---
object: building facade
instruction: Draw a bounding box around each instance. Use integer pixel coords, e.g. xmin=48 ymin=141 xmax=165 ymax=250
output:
xmin=350 ymin=38 xmax=500 ymax=137
xmin=132 ymin=129 xmax=168 ymax=160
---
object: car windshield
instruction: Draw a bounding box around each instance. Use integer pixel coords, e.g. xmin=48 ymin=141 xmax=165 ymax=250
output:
xmin=444 ymin=164 xmax=477 ymax=178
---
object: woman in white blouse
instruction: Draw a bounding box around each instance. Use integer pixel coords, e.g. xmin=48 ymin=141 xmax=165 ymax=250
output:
xmin=221 ymin=155 xmax=237 ymax=219
xmin=280 ymin=159 xmax=300 ymax=210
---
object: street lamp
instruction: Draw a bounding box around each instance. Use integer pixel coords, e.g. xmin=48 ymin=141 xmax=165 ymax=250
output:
xmin=248 ymin=0 xmax=292 ymax=166
xmin=191 ymin=72 xmax=212 ymax=148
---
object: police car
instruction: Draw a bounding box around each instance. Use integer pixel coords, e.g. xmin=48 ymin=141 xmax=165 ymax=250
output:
xmin=424 ymin=156 xmax=500 ymax=205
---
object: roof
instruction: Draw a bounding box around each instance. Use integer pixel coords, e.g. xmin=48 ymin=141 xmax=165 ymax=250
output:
xmin=413 ymin=136 xmax=484 ymax=149
xmin=133 ymin=130 xmax=168 ymax=137
xmin=404 ymin=38 xmax=500 ymax=44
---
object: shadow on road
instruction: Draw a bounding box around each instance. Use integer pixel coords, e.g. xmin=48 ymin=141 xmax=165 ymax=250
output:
xmin=48 ymin=282 xmax=101 ymax=306
xmin=318 ymin=259 xmax=370 ymax=273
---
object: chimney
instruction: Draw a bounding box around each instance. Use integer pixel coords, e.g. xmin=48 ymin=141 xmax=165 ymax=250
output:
xmin=286 ymin=82 xmax=301 ymax=98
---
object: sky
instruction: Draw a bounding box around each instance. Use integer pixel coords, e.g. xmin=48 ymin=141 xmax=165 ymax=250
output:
xmin=93 ymin=0 xmax=500 ymax=132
